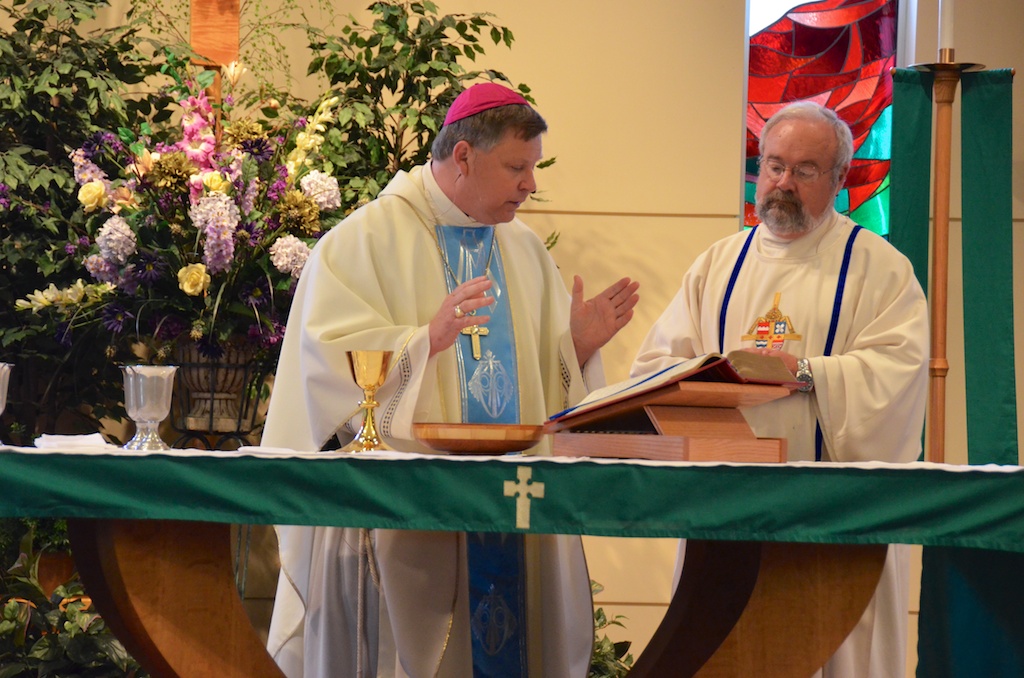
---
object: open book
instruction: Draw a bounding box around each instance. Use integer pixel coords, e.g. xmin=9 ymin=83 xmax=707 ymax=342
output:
xmin=549 ymin=351 xmax=800 ymax=426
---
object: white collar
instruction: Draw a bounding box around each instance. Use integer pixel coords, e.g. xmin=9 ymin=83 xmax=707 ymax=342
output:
xmin=423 ymin=161 xmax=484 ymax=227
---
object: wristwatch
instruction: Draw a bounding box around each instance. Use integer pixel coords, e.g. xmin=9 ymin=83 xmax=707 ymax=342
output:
xmin=795 ymin=358 xmax=814 ymax=393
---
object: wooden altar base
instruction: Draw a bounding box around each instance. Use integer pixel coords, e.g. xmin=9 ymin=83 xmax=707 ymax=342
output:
xmin=68 ymin=519 xmax=283 ymax=678
xmin=68 ymin=519 xmax=884 ymax=678
xmin=630 ymin=540 xmax=888 ymax=677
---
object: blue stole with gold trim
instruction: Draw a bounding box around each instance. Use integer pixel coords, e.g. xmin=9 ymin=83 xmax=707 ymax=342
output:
xmin=437 ymin=225 xmax=527 ymax=678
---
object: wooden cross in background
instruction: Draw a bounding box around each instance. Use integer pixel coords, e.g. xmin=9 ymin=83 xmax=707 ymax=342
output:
xmin=189 ymin=0 xmax=239 ymax=105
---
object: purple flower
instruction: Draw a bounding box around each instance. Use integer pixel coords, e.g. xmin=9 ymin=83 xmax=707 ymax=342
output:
xmin=55 ymin=322 xmax=73 ymax=349
xmin=84 ymin=254 xmax=120 ymax=284
xmin=196 ymin=336 xmax=225 ymax=360
xmin=240 ymin=137 xmax=273 ymax=163
xmin=79 ymin=133 xmax=104 ymax=159
xmin=151 ymin=314 xmax=189 ymax=341
xmin=156 ymin=192 xmax=177 ymax=213
xmin=117 ymin=267 xmax=140 ymax=296
xmin=239 ymin=279 xmax=271 ymax=308
xmin=101 ymin=304 xmax=134 ymax=334
xmin=0 ymin=184 xmax=10 ymax=210
xmin=84 ymin=131 xmax=123 ymax=155
xmin=135 ymin=251 xmax=167 ymax=285
xmin=189 ymin=192 xmax=240 ymax=274
xmin=237 ymin=221 xmax=261 ymax=247
xmin=267 ymin=167 xmax=288 ymax=202
xmin=238 ymin=176 xmax=259 ymax=214
xmin=97 ymin=215 xmax=137 ymax=264
xmin=248 ymin=319 xmax=285 ymax=348
xmin=68 ymin=149 xmax=108 ymax=186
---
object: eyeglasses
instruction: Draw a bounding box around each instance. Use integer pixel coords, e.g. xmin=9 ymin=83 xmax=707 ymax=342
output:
xmin=758 ymin=159 xmax=833 ymax=184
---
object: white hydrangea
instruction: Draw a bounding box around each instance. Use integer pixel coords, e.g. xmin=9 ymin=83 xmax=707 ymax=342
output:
xmin=299 ymin=169 xmax=342 ymax=211
xmin=269 ymin=235 xmax=312 ymax=279
xmin=96 ymin=215 xmax=137 ymax=265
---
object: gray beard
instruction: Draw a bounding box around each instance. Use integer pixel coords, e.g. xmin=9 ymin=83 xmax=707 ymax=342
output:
xmin=756 ymin=190 xmax=819 ymax=237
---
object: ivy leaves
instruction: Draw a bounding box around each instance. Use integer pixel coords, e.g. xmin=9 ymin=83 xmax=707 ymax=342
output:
xmin=302 ymin=1 xmax=531 ymax=212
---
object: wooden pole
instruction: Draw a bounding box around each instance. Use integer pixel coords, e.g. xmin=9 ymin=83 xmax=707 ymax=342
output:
xmin=927 ymin=65 xmax=959 ymax=464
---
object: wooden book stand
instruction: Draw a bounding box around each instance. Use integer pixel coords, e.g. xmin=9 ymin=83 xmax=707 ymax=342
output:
xmin=546 ymin=380 xmax=789 ymax=462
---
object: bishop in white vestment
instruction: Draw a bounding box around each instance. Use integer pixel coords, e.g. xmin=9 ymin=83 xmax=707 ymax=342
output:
xmin=264 ymin=83 xmax=639 ymax=678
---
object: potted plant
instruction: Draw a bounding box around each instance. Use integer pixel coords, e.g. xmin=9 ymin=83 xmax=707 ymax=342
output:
xmin=589 ymin=580 xmax=635 ymax=678
xmin=303 ymin=0 xmax=538 ymax=212
xmin=0 ymin=528 xmax=147 ymax=677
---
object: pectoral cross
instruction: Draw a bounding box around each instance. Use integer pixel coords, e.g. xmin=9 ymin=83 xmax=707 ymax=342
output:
xmin=460 ymin=324 xmax=489 ymax=360
xmin=504 ymin=466 xmax=545 ymax=529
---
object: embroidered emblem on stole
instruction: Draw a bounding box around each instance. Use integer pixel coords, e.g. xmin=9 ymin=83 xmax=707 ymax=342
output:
xmin=469 ymin=350 xmax=514 ymax=418
xmin=741 ymin=291 xmax=802 ymax=349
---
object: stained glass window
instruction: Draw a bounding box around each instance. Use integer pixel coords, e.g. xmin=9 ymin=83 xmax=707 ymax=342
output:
xmin=745 ymin=0 xmax=898 ymax=236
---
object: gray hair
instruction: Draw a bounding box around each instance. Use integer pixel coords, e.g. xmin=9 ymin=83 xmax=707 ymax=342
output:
xmin=431 ymin=104 xmax=547 ymax=160
xmin=759 ymin=101 xmax=853 ymax=187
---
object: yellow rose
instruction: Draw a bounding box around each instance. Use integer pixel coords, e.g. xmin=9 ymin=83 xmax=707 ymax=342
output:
xmin=177 ymin=263 xmax=211 ymax=296
xmin=78 ymin=180 xmax=108 ymax=212
xmin=202 ymin=171 xmax=230 ymax=194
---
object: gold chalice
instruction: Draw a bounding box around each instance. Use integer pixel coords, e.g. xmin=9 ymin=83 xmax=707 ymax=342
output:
xmin=340 ymin=350 xmax=393 ymax=453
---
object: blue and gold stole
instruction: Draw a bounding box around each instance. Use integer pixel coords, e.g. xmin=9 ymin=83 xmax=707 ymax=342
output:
xmin=437 ymin=224 xmax=527 ymax=678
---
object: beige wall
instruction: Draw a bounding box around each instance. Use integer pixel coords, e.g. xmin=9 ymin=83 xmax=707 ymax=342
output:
xmin=439 ymin=1 xmax=1024 ymax=672
xmin=94 ymin=0 xmax=1024 ymax=672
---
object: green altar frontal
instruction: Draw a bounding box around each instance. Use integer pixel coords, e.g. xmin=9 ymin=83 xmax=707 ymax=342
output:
xmin=3 ymin=446 xmax=1024 ymax=551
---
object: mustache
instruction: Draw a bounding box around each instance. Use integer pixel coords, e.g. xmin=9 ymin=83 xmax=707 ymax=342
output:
xmin=759 ymin=189 xmax=803 ymax=211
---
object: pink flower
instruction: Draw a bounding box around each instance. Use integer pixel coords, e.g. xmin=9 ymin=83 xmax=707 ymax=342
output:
xmin=181 ymin=92 xmax=214 ymax=137
xmin=179 ymin=135 xmax=216 ymax=169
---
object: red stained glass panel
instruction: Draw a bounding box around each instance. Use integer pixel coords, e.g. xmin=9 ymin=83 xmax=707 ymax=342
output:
xmin=745 ymin=0 xmax=898 ymax=235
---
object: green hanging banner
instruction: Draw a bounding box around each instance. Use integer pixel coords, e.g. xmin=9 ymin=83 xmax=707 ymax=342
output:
xmin=918 ymin=546 xmax=1024 ymax=678
xmin=889 ymin=68 xmax=934 ymax=292
xmin=961 ymin=69 xmax=1018 ymax=466
xmin=917 ymin=68 xmax=1021 ymax=678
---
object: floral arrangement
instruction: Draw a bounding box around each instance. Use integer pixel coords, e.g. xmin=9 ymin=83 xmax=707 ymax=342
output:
xmin=17 ymin=55 xmax=343 ymax=363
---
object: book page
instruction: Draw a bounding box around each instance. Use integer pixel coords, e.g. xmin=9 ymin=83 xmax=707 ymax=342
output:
xmin=724 ymin=350 xmax=800 ymax=385
xmin=549 ymin=354 xmax=723 ymax=421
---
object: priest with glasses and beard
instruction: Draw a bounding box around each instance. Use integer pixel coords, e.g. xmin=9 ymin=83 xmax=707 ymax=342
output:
xmin=631 ymin=100 xmax=929 ymax=678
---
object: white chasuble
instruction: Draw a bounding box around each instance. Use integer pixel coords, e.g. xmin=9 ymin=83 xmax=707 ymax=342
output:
xmin=633 ymin=211 xmax=929 ymax=678
xmin=264 ymin=163 xmax=599 ymax=678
